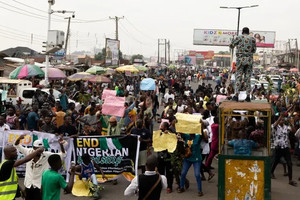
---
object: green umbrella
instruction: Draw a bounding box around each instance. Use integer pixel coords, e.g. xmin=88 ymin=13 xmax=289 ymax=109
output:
xmin=85 ymin=66 xmax=107 ymax=74
xmin=134 ymin=65 xmax=148 ymax=72
xmin=168 ymin=65 xmax=176 ymax=69
xmin=9 ymin=64 xmax=44 ymax=79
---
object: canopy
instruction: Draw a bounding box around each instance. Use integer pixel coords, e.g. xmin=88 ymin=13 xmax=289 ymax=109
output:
xmin=266 ymin=66 xmax=276 ymax=71
xmin=85 ymin=66 xmax=107 ymax=74
xmin=116 ymin=65 xmax=139 ymax=73
xmin=68 ymin=72 xmax=95 ymax=81
xmin=134 ymin=65 xmax=148 ymax=72
xmin=88 ymin=75 xmax=111 ymax=83
xmin=42 ymin=68 xmax=66 ymax=80
xmin=290 ymin=68 xmax=298 ymax=72
xmin=140 ymin=78 xmax=156 ymax=90
xmin=168 ymin=65 xmax=176 ymax=69
xmin=279 ymin=68 xmax=288 ymax=72
xmin=9 ymin=64 xmax=44 ymax=79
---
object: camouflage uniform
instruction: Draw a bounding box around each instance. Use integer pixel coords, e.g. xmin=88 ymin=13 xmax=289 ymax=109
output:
xmin=230 ymin=34 xmax=256 ymax=95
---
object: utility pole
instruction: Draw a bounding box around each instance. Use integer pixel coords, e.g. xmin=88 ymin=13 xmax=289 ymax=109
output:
xmin=45 ymin=0 xmax=55 ymax=85
xmin=109 ymin=16 xmax=124 ymax=40
xmin=296 ymin=39 xmax=299 ymax=70
xmin=168 ymin=40 xmax=170 ymax=65
xmin=65 ymin=17 xmax=71 ymax=60
xmin=165 ymin=39 xmax=167 ymax=65
xmin=157 ymin=39 xmax=160 ymax=63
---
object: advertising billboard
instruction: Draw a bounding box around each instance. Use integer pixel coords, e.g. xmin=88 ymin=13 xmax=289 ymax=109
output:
xmin=193 ymin=29 xmax=276 ymax=48
xmin=189 ymin=51 xmax=214 ymax=60
xmin=105 ymin=38 xmax=120 ymax=66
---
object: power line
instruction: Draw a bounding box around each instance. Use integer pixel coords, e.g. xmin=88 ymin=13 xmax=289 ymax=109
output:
xmin=119 ymin=22 xmax=145 ymax=45
xmin=0 ymin=1 xmax=65 ymax=22
xmin=11 ymin=0 xmax=110 ymax=24
xmin=124 ymin=18 xmax=156 ymax=40
xmin=0 ymin=24 xmax=46 ymax=39
xmin=0 ymin=6 xmax=49 ymax=21
xmin=0 ymin=29 xmax=44 ymax=42
xmin=0 ymin=33 xmax=41 ymax=45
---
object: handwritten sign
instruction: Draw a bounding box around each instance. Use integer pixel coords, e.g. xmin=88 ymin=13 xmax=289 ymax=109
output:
xmin=101 ymin=89 xmax=116 ymax=100
xmin=175 ymin=113 xmax=202 ymax=134
xmin=102 ymin=96 xmax=125 ymax=117
xmin=152 ymin=130 xmax=177 ymax=153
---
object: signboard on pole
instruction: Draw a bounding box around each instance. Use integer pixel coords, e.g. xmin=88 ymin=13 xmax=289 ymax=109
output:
xmin=193 ymin=29 xmax=275 ymax=48
xmin=105 ymin=38 xmax=120 ymax=66
xmin=189 ymin=51 xmax=214 ymax=60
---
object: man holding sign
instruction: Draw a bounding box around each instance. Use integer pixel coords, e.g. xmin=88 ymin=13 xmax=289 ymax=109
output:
xmin=14 ymin=135 xmax=66 ymax=200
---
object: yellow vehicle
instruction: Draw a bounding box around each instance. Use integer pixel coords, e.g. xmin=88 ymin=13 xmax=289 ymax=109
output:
xmin=218 ymin=101 xmax=272 ymax=200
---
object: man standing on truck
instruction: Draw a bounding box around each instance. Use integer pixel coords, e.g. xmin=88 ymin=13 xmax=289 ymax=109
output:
xmin=230 ymin=27 xmax=256 ymax=102
xmin=59 ymin=89 xmax=68 ymax=112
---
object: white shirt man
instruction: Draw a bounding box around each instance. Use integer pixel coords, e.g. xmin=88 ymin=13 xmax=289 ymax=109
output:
xmin=124 ymin=171 xmax=167 ymax=196
xmin=14 ymin=139 xmax=66 ymax=195
xmin=164 ymin=92 xmax=175 ymax=104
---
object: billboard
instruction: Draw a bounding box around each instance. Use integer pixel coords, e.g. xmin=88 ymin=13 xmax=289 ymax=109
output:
xmin=105 ymin=38 xmax=120 ymax=66
xmin=189 ymin=51 xmax=214 ymax=60
xmin=193 ymin=29 xmax=276 ymax=48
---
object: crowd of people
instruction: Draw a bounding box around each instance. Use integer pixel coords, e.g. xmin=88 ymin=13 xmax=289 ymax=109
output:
xmin=0 ymin=60 xmax=300 ymax=199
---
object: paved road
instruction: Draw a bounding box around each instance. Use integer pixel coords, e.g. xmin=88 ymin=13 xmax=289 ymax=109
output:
xmin=18 ymin=80 xmax=300 ymax=199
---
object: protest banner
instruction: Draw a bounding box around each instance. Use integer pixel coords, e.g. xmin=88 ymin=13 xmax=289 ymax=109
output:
xmin=101 ymin=89 xmax=117 ymax=100
xmin=175 ymin=113 xmax=202 ymax=134
xmin=102 ymin=96 xmax=125 ymax=117
xmin=73 ymin=135 xmax=140 ymax=182
xmin=153 ymin=130 xmax=177 ymax=153
xmin=1 ymin=130 xmax=73 ymax=179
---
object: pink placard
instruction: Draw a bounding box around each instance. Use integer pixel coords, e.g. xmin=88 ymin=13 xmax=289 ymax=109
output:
xmin=216 ymin=95 xmax=227 ymax=104
xmin=102 ymin=89 xmax=117 ymax=100
xmin=102 ymin=96 xmax=125 ymax=117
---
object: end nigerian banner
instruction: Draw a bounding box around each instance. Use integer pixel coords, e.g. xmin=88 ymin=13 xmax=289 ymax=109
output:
xmin=74 ymin=135 xmax=140 ymax=181
xmin=1 ymin=130 xmax=73 ymax=179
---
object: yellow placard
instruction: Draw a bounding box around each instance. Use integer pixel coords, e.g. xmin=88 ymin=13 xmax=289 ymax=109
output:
xmin=152 ymin=130 xmax=177 ymax=153
xmin=72 ymin=176 xmax=92 ymax=197
xmin=175 ymin=113 xmax=202 ymax=134
xmin=225 ymin=159 xmax=264 ymax=200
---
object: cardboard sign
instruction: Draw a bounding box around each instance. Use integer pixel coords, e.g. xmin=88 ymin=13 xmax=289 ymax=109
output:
xmin=175 ymin=113 xmax=202 ymax=134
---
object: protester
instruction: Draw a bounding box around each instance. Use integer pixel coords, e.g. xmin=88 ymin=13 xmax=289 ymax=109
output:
xmin=230 ymin=27 xmax=257 ymax=102
xmin=124 ymin=155 xmax=167 ymax=199
xmin=75 ymin=154 xmax=107 ymax=199
xmin=177 ymin=126 xmax=208 ymax=196
xmin=130 ymin=119 xmax=151 ymax=173
xmin=41 ymin=154 xmax=75 ymax=200
xmin=14 ymin=135 xmax=66 ymax=200
xmin=0 ymin=145 xmax=44 ymax=199
xmin=271 ymin=113 xmax=297 ymax=186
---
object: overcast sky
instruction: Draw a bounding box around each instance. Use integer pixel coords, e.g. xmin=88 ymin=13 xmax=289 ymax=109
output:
xmin=0 ymin=0 xmax=299 ymax=59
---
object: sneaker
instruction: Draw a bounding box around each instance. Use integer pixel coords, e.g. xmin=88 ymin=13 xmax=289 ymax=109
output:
xmin=232 ymin=95 xmax=238 ymax=102
xmin=245 ymin=96 xmax=251 ymax=102
xmin=177 ymin=188 xmax=185 ymax=193
xmin=167 ymin=188 xmax=172 ymax=193
xmin=198 ymin=191 xmax=204 ymax=196
xmin=271 ymin=173 xmax=276 ymax=179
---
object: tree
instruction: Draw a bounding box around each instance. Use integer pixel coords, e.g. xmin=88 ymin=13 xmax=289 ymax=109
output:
xmin=94 ymin=48 xmax=123 ymax=60
xmin=131 ymin=54 xmax=144 ymax=62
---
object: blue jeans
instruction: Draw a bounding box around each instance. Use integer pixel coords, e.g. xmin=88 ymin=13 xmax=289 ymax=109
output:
xmin=180 ymin=159 xmax=202 ymax=192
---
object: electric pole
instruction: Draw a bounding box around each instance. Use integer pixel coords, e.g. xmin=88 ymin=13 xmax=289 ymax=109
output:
xmin=168 ymin=40 xmax=170 ymax=65
xmin=109 ymin=16 xmax=124 ymax=40
xmin=165 ymin=39 xmax=167 ymax=65
xmin=158 ymin=39 xmax=170 ymax=64
xmin=65 ymin=17 xmax=71 ymax=60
